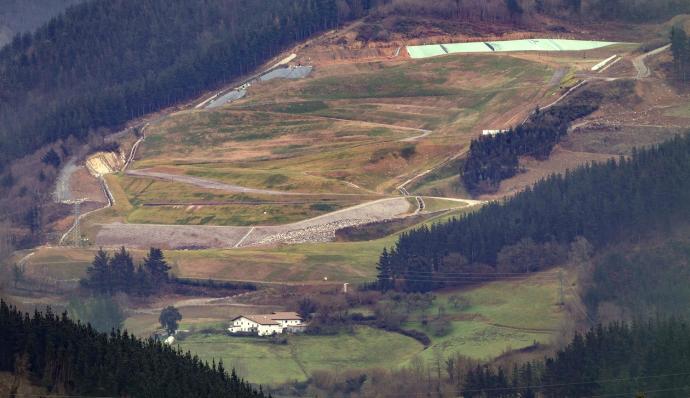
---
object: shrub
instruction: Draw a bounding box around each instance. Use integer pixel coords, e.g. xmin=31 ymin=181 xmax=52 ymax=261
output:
xmin=400 ymin=145 xmax=416 ymax=160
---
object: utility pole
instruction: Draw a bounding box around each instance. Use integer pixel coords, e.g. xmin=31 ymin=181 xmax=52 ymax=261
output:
xmin=558 ymin=270 xmax=565 ymax=306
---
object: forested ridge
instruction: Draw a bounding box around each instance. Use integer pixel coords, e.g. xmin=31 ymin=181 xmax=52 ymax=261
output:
xmin=0 ymin=0 xmax=83 ymax=47
xmin=379 ymin=132 xmax=690 ymax=292
xmin=0 ymin=0 xmax=379 ymax=166
xmin=0 ymin=300 xmax=268 ymax=397
xmin=462 ymin=88 xmax=604 ymax=193
xmin=463 ymin=319 xmax=690 ymax=397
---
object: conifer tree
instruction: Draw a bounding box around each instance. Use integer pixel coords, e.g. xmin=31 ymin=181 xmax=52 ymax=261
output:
xmin=83 ymin=248 xmax=111 ymax=293
xmin=671 ymin=26 xmax=689 ymax=82
xmin=376 ymin=248 xmax=393 ymax=291
xmin=143 ymin=247 xmax=171 ymax=287
xmin=111 ymin=246 xmax=135 ymax=293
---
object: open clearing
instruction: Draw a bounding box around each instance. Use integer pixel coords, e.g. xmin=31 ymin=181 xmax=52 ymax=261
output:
xmin=26 ymin=206 xmax=475 ymax=284
xmin=94 ymin=197 xmax=414 ymax=249
xmin=131 ymin=53 xmax=558 ymax=196
xmin=402 ymin=269 xmax=569 ymax=362
xmin=84 ymin=50 xmax=585 ymax=247
xmin=177 ymin=327 xmax=423 ymax=385
xmin=154 ymin=269 xmax=569 ymax=386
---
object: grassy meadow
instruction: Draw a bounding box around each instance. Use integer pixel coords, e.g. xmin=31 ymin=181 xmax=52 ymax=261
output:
xmin=157 ymin=270 xmax=567 ymax=386
xmin=128 ymin=53 xmax=556 ymax=202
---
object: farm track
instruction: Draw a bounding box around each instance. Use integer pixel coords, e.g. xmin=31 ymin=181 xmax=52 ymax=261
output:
xmin=58 ymin=176 xmax=114 ymax=246
xmin=633 ymin=44 xmax=670 ymax=79
xmin=125 ymin=168 xmax=382 ymax=197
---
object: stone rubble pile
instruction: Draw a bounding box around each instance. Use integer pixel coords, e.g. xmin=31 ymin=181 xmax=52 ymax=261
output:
xmin=256 ymin=218 xmax=377 ymax=245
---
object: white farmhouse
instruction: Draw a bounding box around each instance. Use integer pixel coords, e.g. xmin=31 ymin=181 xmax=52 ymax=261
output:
xmin=228 ymin=312 xmax=304 ymax=336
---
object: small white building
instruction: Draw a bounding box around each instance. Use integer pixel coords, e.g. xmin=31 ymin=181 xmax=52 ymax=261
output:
xmin=482 ymin=129 xmax=509 ymax=136
xmin=228 ymin=312 xmax=304 ymax=336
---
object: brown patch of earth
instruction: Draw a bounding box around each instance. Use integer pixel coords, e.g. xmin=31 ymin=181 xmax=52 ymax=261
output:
xmin=479 ymin=146 xmax=616 ymax=201
xmin=69 ymin=167 xmax=107 ymax=203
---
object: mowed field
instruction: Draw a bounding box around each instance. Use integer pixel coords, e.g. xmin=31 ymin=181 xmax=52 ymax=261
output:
xmin=177 ymin=327 xmax=423 ymax=385
xmin=126 ymin=53 xmax=557 ymax=204
xmin=143 ymin=270 xmax=568 ymax=386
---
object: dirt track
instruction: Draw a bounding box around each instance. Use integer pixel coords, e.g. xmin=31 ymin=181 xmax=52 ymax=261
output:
xmin=633 ymin=44 xmax=670 ymax=79
xmin=95 ymin=197 xmax=412 ymax=249
xmin=126 ymin=168 xmax=381 ymax=197
xmin=126 ymin=169 xmax=291 ymax=196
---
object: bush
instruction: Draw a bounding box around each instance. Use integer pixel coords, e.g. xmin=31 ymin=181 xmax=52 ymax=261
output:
xmin=310 ymin=203 xmax=336 ymax=212
xmin=400 ymin=144 xmax=416 ymax=160
xmin=496 ymin=238 xmax=567 ymax=273
xmin=171 ymin=278 xmax=257 ymax=291
xmin=429 ymin=318 xmax=452 ymax=337
xmin=448 ymin=295 xmax=471 ymax=311
xmin=41 ymin=148 xmax=61 ymax=168
xmin=397 ymin=328 xmax=431 ymax=347
xmin=88 ymin=141 xmax=120 ymax=155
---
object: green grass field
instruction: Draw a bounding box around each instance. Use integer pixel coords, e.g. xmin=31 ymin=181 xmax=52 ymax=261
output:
xmin=168 ymin=270 xmax=567 ymax=386
xmin=127 ymin=53 xmax=554 ymax=201
xmin=93 ymin=53 xmax=555 ymax=229
xmin=27 ymin=207 xmax=473 ymax=284
xmin=401 ymin=272 xmax=566 ymax=362
xmin=665 ymin=104 xmax=690 ymax=118
xmin=177 ymin=327 xmax=423 ymax=385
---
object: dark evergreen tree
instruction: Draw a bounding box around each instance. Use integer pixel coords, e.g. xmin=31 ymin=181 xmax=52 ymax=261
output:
xmin=82 ymin=248 xmax=111 ymax=293
xmin=111 ymin=246 xmax=135 ymax=293
xmin=40 ymin=148 xmax=61 ymax=168
xmin=671 ymin=26 xmax=689 ymax=82
xmin=81 ymin=247 xmax=171 ymax=296
xmin=385 ymin=132 xmax=690 ymax=290
xmin=0 ymin=301 xmax=267 ymax=397
xmin=376 ymin=248 xmax=393 ymax=291
xmin=462 ymin=89 xmax=603 ymax=193
xmin=143 ymin=247 xmax=171 ymax=287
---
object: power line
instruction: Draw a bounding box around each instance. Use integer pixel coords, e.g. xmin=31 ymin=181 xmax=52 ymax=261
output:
xmin=592 ymin=385 xmax=690 ymax=397
xmin=455 ymin=371 xmax=690 ymax=394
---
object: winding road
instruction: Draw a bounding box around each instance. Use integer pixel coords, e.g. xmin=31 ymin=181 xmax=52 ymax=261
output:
xmin=633 ymin=44 xmax=670 ymax=79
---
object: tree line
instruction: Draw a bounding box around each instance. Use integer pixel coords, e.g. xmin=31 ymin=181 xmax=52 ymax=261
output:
xmin=0 ymin=300 xmax=268 ymax=397
xmin=583 ymin=240 xmax=690 ymax=322
xmin=671 ymin=25 xmax=690 ymax=82
xmin=81 ymin=247 xmax=170 ymax=295
xmin=369 ymin=0 xmax=690 ymax=24
xmin=0 ymin=0 xmax=382 ymax=166
xmin=463 ymin=319 xmax=690 ymax=397
xmin=379 ymin=132 xmax=690 ymax=292
xmin=462 ymin=88 xmax=603 ymax=193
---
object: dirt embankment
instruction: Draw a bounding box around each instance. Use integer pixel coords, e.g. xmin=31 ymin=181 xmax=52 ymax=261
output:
xmin=85 ymin=151 xmax=124 ymax=177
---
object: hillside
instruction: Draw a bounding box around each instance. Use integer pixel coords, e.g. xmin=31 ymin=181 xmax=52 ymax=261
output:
xmin=0 ymin=0 xmax=83 ymax=47
xmin=0 ymin=0 xmax=378 ymax=166
xmin=0 ymin=300 xmax=267 ymax=397
xmin=3 ymin=0 xmax=690 ymax=395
